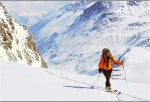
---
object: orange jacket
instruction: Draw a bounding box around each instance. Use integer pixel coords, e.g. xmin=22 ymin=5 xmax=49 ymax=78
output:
xmin=98 ymin=55 xmax=122 ymax=70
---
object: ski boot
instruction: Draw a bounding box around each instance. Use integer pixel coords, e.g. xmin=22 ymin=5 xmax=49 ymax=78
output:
xmin=105 ymin=86 xmax=112 ymax=92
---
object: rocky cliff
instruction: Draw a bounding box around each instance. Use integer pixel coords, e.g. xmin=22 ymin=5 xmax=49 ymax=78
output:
xmin=0 ymin=2 xmax=47 ymax=68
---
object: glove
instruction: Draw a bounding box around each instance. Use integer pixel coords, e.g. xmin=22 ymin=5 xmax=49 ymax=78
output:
xmin=98 ymin=68 xmax=102 ymax=73
xmin=121 ymin=61 xmax=124 ymax=65
xmin=121 ymin=61 xmax=124 ymax=68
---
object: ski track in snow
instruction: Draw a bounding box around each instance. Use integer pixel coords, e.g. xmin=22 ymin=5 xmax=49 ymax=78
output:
xmin=1 ymin=1 xmax=149 ymax=101
xmin=1 ymin=60 xmax=149 ymax=101
xmin=41 ymin=69 xmax=148 ymax=101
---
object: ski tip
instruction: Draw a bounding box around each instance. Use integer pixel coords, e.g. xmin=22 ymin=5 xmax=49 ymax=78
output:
xmin=114 ymin=90 xmax=117 ymax=92
xmin=91 ymin=86 xmax=94 ymax=89
xmin=117 ymin=92 xmax=121 ymax=95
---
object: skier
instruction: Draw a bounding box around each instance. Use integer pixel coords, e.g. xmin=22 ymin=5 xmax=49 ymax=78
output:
xmin=98 ymin=48 xmax=123 ymax=92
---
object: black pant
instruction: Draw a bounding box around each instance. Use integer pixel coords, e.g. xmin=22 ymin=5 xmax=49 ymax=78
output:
xmin=103 ymin=69 xmax=112 ymax=87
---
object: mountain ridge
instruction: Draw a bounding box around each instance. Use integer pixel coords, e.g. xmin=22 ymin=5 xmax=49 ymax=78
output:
xmin=30 ymin=1 xmax=149 ymax=74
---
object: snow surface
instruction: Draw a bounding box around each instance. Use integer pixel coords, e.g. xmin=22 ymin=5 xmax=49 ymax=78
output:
xmin=0 ymin=1 xmax=149 ymax=101
xmin=0 ymin=60 xmax=149 ymax=101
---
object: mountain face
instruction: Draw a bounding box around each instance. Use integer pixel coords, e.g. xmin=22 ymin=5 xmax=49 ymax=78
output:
xmin=28 ymin=1 xmax=150 ymax=74
xmin=12 ymin=1 xmax=149 ymax=74
xmin=0 ymin=2 xmax=47 ymax=68
xmin=29 ymin=1 xmax=96 ymax=40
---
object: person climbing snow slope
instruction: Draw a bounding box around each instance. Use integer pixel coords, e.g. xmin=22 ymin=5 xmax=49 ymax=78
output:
xmin=98 ymin=48 xmax=123 ymax=92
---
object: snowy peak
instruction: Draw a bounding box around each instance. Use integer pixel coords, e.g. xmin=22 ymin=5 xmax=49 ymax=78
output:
xmin=28 ymin=1 xmax=150 ymax=73
xmin=60 ymin=1 xmax=92 ymax=13
xmin=0 ymin=2 xmax=47 ymax=68
xmin=80 ymin=1 xmax=112 ymax=21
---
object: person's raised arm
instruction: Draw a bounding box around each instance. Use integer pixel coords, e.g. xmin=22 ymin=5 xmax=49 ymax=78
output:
xmin=112 ymin=56 xmax=123 ymax=66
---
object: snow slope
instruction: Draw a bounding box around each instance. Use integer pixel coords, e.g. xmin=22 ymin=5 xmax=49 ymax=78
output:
xmin=0 ymin=60 xmax=149 ymax=101
xmin=0 ymin=2 xmax=47 ymax=68
xmin=1 ymin=2 xmax=149 ymax=101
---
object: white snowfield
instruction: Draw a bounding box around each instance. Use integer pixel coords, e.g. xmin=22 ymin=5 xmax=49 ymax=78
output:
xmin=0 ymin=60 xmax=149 ymax=101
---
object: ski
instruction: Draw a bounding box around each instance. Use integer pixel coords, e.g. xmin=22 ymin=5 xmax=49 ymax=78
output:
xmin=113 ymin=90 xmax=121 ymax=95
xmin=92 ymin=86 xmax=121 ymax=95
xmin=106 ymin=90 xmax=121 ymax=95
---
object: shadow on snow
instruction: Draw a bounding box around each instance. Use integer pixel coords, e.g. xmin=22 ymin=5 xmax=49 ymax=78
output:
xmin=64 ymin=85 xmax=94 ymax=89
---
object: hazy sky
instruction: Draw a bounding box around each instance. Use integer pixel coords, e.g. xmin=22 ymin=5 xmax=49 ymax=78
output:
xmin=1 ymin=1 xmax=74 ymax=11
xmin=1 ymin=1 xmax=74 ymax=18
xmin=1 ymin=1 xmax=75 ymax=26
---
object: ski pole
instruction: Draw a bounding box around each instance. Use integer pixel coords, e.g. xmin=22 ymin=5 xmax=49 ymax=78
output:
xmin=91 ymin=74 xmax=101 ymax=88
xmin=122 ymin=65 xmax=129 ymax=92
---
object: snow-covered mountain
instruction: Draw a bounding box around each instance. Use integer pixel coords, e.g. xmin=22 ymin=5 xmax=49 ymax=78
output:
xmin=29 ymin=1 xmax=96 ymax=38
xmin=0 ymin=2 xmax=47 ymax=68
xmin=29 ymin=1 xmax=149 ymax=75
